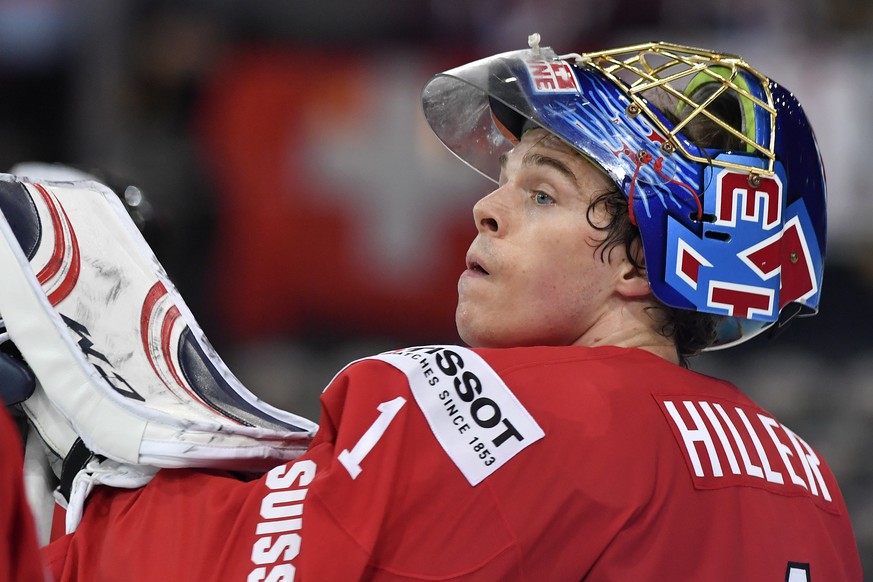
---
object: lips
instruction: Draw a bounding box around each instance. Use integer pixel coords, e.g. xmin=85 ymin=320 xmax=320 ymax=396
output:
xmin=465 ymin=253 xmax=490 ymax=275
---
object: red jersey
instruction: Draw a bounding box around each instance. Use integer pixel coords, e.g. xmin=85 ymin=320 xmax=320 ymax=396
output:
xmin=44 ymin=345 xmax=862 ymax=580
xmin=0 ymin=406 xmax=47 ymax=581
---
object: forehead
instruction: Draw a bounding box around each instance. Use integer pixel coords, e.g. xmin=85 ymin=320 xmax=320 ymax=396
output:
xmin=503 ymin=129 xmax=578 ymax=162
xmin=500 ymin=129 xmax=613 ymax=187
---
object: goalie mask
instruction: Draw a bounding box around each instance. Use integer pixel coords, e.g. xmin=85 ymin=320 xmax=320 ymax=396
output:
xmin=421 ymin=36 xmax=826 ymax=349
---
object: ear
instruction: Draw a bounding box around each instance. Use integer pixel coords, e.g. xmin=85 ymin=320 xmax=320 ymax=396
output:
xmin=615 ymin=262 xmax=651 ymax=298
xmin=614 ymin=240 xmax=652 ymax=299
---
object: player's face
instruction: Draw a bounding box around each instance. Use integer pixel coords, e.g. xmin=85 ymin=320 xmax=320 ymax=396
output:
xmin=457 ymin=129 xmax=634 ymax=348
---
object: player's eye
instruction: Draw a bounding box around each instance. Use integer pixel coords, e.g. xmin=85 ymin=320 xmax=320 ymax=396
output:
xmin=533 ymin=191 xmax=555 ymax=205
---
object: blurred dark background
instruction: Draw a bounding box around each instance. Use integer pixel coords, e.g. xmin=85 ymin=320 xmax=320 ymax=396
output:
xmin=1 ymin=0 xmax=870 ymax=570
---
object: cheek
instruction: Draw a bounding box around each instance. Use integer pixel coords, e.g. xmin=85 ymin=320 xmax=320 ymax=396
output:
xmin=527 ymin=261 xmax=591 ymax=315
xmin=534 ymin=241 xmax=618 ymax=316
xmin=529 ymin=236 xmax=601 ymax=291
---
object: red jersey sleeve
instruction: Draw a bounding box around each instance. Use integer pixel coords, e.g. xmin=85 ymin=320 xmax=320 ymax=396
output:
xmin=0 ymin=406 xmax=47 ymax=582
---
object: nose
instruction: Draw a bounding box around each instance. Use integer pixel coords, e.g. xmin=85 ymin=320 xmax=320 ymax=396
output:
xmin=472 ymin=188 xmax=502 ymax=235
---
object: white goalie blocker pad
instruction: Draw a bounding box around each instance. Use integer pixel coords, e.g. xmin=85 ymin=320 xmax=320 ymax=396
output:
xmin=0 ymin=171 xmax=317 ymax=473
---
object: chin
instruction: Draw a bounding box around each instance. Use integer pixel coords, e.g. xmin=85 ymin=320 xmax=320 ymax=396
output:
xmin=456 ymin=307 xmax=519 ymax=348
xmin=456 ymin=321 xmax=487 ymax=348
xmin=457 ymin=326 xmax=509 ymax=349
xmin=459 ymin=325 xmax=562 ymax=349
xmin=455 ymin=324 xmax=478 ymax=347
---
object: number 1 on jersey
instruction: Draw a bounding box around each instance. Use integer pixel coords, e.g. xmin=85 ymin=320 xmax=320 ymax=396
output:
xmin=338 ymin=396 xmax=406 ymax=479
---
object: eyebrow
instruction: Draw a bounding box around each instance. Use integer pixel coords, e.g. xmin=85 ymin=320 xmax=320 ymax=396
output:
xmin=498 ymin=151 xmax=578 ymax=186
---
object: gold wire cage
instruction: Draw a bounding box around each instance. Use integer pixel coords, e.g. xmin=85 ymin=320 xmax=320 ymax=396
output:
xmin=567 ymin=42 xmax=777 ymax=179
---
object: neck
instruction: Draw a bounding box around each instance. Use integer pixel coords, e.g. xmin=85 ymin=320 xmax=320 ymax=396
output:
xmin=572 ymin=299 xmax=680 ymax=365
